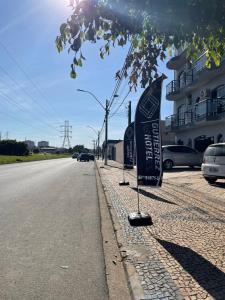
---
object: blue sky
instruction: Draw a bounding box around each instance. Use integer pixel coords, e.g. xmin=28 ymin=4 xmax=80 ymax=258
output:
xmin=0 ymin=0 xmax=173 ymax=148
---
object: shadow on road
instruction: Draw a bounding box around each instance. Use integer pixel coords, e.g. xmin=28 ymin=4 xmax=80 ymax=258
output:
xmin=156 ymin=238 xmax=225 ymax=299
xmin=131 ymin=187 xmax=177 ymax=205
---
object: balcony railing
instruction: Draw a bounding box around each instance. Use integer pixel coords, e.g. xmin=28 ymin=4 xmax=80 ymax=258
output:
xmin=166 ymin=54 xmax=213 ymax=98
xmin=165 ymin=98 xmax=225 ymax=131
xmin=166 ymin=80 xmax=180 ymax=95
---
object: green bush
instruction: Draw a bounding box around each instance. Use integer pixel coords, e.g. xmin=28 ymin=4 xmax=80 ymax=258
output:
xmin=0 ymin=140 xmax=29 ymax=156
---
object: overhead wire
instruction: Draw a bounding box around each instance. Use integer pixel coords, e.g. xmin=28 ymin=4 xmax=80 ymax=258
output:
xmin=108 ymin=44 xmax=133 ymax=110
xmin=0 ymin=90 xmax=60 ymax=134
xmin=0 ymin=104 xmax=59 ymax=135
xmin=0 ymin=41 xmax=63 ymax=124
xmin=0 ymin=64 xmax=61 ymax=128
xmin=109 ymin=89 xmax=132 ymax=118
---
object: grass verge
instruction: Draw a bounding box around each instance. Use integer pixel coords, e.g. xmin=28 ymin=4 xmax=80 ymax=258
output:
xmin=0 ymin=154 xmax=71 ymax=165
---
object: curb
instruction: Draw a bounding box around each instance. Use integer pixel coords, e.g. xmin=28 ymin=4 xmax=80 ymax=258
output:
xmin=95 ymin=162 xmax=131 ymax=300
xmin=95 ymin=162 xmax=145 ymax=300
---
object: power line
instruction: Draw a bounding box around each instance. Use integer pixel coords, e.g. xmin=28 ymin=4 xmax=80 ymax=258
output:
xmin=111 ymin=76 xmax=130 ymax=109
xmin=0 ymin=90 xmax=60 ymax=134
xmin=0 ymin=106 xmax=59 ymax=135
xmin=0 ymin=64 xmax=61 ymax=126
xmin=110 ymin=66 xmax=146 ymax=119
xmin=109 ymin=45 xmax=133 ymax=110
xmin=0 ymin=41 xmax=63 ymax=124
xmin=110 ymin=90 xmax=132 ymax=118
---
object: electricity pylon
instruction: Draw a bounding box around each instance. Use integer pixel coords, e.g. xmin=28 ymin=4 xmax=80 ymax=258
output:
xmin=61 ymin=120 xmax=72 ymax=148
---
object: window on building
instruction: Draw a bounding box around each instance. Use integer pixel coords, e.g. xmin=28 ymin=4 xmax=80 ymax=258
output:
xmin=177 ymin=104 xmax=186 ymax=126
xmin=179 ymin=71 xmax=186 ymax=88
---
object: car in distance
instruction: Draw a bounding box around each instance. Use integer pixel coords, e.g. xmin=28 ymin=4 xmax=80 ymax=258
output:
xmin=88 ymin=153 xmax=95 ymax=161
xmin=72 ymin=152 xmax=79 ymax=159
xmin=77 ymin=153 xmax=89 ymax=162
xmin=162 ymin=145 xmax=202 ymax=170
xmin=201 ymin=143 xmax=225 ymax=183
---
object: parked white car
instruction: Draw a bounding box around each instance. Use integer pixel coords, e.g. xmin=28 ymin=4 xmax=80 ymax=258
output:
xmin=162 ymin=145 xmax=202 ymax=170
xmin=201 ymin=143 xmax=225 ymax=183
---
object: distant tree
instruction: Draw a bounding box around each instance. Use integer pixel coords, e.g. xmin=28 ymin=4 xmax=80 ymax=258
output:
xmin=68 ymin=147 xmax=73 ymax=153
xmin=0 ymin=140 xmax=29 ymax=156
xmin=56 ymin=0 xmax=225 ymax=89
xmin=72 ymin=145 xmax=87 ymax=153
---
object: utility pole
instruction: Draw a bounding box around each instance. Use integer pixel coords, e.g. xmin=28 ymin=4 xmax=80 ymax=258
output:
xmin=60 ymin=121 xmax=72 ymax=148
xmin=77 ymin=89 xmax=113 ymax=165
xmin=128 ymin=101 xmax=131 ymax=125
xmin=104 ymin=99 xmax=109 ymax=165
xmin=92 ymin=140 xmax=96 ymax=155
xmin=97 ymin=131 xmax=100 ymax=160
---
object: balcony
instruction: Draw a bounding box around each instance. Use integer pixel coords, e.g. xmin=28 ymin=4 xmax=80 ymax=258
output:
xmin=166 ymin=80 xmax=180 ymax=96
xmin=166 ymin=51 xmax=187 ymax=70
xmin=166 ymin=54 xmax=225 ymax=101
xmin=165 ymin=98 xmax=225 ymax=132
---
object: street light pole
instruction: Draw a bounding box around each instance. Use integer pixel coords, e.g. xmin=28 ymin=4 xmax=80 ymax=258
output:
xmin=77 ymin=89 xmax=117 ymax=165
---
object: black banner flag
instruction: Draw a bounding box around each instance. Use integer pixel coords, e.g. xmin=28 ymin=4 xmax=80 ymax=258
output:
xmin=123 ymin=122 xmax=134 ymax=169
xmin=135 ymin=76 xmax=165 ymax=187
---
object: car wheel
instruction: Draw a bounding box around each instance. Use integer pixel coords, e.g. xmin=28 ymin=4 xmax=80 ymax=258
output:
xmin=205 ymin=177 xmax=217 ymax=184
xmin=163 ymin=159 xmax=173 ymax=170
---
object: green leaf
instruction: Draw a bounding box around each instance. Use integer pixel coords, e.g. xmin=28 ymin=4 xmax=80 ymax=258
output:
xmin=70 ymin=64 xmax=77 ymax=79
xmin=71 ymin=36 xmax=81 ymax=52
xmin=105 ymin=44 xmax=110 ymax=53
xmin=60 ymin=23 xmax=67 ymax=35
xmin=73 ymin=57 xmax=78 ymax=65
xmin=55 ymin=37 xmax=63 ymax=53
xmin=81 ymin=53 xmax=86 ymax=60
xmin=77 ymin=58 xmax=83 ymax=67
xmin=132 ymin=36 xmax=139 ymax=48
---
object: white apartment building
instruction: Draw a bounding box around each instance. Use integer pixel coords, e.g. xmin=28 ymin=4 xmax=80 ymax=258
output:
xmin=165 ymin=50 xmax=225 ymax=152
xmin=24 ymin=140 xmax=35 ymax=150
xmin=38 ymin=141 xmax=49 ymax=148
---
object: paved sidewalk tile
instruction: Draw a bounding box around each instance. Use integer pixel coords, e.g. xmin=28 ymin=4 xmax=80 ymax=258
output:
xmin=97 ymin=161 xmax=225 ymax=300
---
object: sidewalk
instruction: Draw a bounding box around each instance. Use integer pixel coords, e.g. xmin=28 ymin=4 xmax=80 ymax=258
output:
xmin=97 ymin=160 xmax=225 ymax=300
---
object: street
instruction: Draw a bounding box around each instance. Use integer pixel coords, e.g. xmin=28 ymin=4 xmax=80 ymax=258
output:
xmin=0 ymin=158 xmax=108 ymax=300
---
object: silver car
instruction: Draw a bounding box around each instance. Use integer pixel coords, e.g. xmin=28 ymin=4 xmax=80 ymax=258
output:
xmin=202 ymin=143 xmax=225 ymax=184
xmin=162 ymin=145 xmax=202 ymax=170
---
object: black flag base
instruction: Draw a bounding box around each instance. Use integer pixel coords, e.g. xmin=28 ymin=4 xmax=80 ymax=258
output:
xmin=119 ymin=181 xmax=130 ymax=186
xmin=128 ymin=212 xmax=153 ymax=227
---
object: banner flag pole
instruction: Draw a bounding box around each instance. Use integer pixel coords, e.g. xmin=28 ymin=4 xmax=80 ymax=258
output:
xmin=128 ymin=74 xmax=167 ymax=227
xmin=119 ymin=122 xmax=135 ymax=186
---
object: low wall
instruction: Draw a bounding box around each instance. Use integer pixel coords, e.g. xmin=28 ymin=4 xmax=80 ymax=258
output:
xmin=114 ymin=141 xmax=124 ymax=164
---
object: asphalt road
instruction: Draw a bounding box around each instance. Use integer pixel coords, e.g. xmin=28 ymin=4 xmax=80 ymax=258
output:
xmin=0 ymin=158 xmax=108 ymax=300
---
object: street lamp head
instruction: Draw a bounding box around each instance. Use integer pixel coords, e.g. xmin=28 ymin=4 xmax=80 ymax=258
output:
xmin=77 ymin=88 xmax=85 ymax=92
xmin=114 ymin=94 xmax=119 ymax=98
